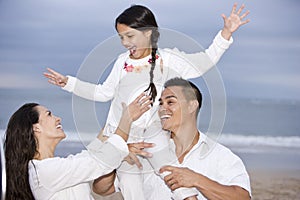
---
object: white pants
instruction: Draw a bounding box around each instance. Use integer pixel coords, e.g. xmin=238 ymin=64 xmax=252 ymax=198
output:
xmin=116 ymin=125 xmax=198 ymax=200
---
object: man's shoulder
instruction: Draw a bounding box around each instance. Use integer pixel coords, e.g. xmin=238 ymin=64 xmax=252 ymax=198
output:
xmin=198 ymin=132 xmax=238 ymax=159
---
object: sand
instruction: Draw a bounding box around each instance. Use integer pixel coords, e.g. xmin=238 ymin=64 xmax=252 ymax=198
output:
xmin=249 ymin=169 xmax=300 ymax=200
xmin=233 ymin=148 xmax=300 ymax=200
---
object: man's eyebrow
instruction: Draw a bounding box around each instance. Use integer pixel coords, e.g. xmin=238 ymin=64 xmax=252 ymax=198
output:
xmin=159 ymin=95 xmax=177 ymax=102
xmin=166 ymin=95 xmax=177 ymax=99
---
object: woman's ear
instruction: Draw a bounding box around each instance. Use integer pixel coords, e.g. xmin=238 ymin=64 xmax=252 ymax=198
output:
xmin=33 ymin=124 xmax=41 ymax=134
xmin=188 ymin=100 xmax=199 ymax=114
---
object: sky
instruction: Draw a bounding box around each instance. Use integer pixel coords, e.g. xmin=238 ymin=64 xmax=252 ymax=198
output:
xmin=0 ymin=0 xmax=300 ymax=100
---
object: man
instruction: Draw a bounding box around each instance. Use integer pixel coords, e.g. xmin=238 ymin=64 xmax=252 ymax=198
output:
xmin=142 ymin=77 xmax=251 ymax=199
xmin=95 ymin=77 xmax=251 ymax=200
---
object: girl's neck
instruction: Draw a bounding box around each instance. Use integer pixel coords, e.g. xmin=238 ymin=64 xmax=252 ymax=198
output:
xmin=129 ymin=48 xmax=153 ymax=60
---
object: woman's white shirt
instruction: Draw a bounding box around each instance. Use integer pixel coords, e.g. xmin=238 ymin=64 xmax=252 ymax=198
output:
xmin=28 ymin=135 xmax=128 ymax=200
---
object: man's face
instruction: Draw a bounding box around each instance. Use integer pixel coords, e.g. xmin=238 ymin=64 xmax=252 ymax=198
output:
xmin=158 ymin=86 xmax=190 ymax=133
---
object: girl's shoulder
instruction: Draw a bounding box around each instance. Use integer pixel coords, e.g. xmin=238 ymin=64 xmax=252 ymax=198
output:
xmin=159 ymin=48 xmax=189 ymax=65
xmin=113 ymin=51 xmax=130 ymax=64
xmin=117 ymin=51 xmax=130 ymax=59
xmin=159 ymin=47 xmax=185 ymax=58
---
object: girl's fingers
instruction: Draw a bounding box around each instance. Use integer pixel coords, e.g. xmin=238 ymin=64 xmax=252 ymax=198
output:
xmin=46 ymin=67 xmax=59 ymax=75
xmin=48 ymin=79 xmax=57 ymax=85
xmin=44 ymin=73 xmax=56 ymax=81
xmin=236 ymin=4 xmax=245 ymax=15
xmin=240 ymin=10 xmax=250 ymax=20
xmin=46 ymin=68 xmax=65 ymax=80
xmin=231 ymin=3 xmax=237 ymax=14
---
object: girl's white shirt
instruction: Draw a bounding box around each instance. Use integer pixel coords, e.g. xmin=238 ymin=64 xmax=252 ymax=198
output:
xmin=62 ymin=30 xmax=233 ymax=142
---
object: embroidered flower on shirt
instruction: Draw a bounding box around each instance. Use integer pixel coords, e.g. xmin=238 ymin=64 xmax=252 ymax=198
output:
xmin=148 ymin=54 xmax=159 ymax=64
xmin=123 ymin=63 xmax=134 ymax=72
xmin=123 ymin=54 xmax=160 ymax=73
xmin=133 ymin=66 xmax=142 ymax=73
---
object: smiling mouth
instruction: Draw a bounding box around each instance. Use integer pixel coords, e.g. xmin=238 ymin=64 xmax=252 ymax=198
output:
xmin=160 ymin=114 xmax=171 ymax=124
xmin=56 ymin=124 xmax=63 ymax=129
xmin=129 ymin=47 xmax=136 ymax=55
xmin=160 ymin=114 xmax=171 ymax=119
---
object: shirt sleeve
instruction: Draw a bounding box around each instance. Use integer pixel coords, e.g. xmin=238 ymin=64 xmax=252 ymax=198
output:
xmin=166 ymin=30 xmax=233 ymax=79
xmin=62 ymin=55 xmax=125 ymax=102
xmin=216 ymin=147 xmax=251 ymax=196
xmin=31 ymin=138 xmax=128 ymax=192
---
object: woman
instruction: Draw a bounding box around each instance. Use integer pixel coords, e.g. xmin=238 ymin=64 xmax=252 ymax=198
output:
xmin=4 ymin=93 xmax=151 ymax=200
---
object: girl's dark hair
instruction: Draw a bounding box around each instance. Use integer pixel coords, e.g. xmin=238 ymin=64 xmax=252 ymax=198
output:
xmin=4 ymin=103 xmax=39 ymax=200
xmin=115 ymin=5 xmax=160 ymax=103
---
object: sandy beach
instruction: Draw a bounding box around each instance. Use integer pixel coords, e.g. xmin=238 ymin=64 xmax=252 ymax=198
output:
xmin=249 ymin=169 xmax=300 ymax=200
xmin=237 ymin=150 xmax=300 ymax=200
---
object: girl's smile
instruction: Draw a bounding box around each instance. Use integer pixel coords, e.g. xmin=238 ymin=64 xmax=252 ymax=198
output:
xmin=116 ymin=23 xmax=152 ymax=59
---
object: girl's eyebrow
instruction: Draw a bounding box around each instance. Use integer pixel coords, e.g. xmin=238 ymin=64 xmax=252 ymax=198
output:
xmin=119 ymin=31 xmax=134 ymax=36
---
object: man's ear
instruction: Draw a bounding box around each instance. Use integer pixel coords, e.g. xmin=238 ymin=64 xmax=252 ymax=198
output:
xmin=144 ymin=29 xmax=152 ymax=38
xmin=188 ymin=100 xmax=199 ymax=114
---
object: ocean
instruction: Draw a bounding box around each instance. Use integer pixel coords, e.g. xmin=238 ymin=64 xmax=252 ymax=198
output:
xmin=1 ymin=88 xmax=300 ymax=169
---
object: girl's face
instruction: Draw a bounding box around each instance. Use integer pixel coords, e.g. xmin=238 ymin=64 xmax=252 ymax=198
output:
xmin=116 ymin=23 xmax=152 ymax=59
xmin=34 ymin=106 xmax=66 ymax=142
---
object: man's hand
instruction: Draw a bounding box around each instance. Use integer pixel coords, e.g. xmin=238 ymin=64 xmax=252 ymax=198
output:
xmin=160 ymin=165 xmax=198 ymax=191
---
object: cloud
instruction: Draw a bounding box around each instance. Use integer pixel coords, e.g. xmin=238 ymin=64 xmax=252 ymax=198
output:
xmin=0 ymin=0 xmax=300 ymax=100
xmin=0 ymin=73 xmax=48 ymax=89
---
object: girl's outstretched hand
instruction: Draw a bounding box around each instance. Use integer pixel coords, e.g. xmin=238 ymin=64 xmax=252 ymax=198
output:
xmin=221 ymin=3 xmax=250 ymax=40
xmin=43 ymin=68 xmax=68 ymax=87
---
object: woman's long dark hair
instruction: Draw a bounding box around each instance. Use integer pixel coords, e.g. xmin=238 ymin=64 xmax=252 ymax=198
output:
xmin=115 ymin=5 xmax=160 ymax=103
xmin=4 ymin=103 xmax=39 ymax=200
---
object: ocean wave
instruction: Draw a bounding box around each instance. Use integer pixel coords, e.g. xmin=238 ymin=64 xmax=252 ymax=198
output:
xmin=1 ymin=129 xmax=300 ymax=149
xmin=219 ymin=134 xmax=300 ymax=148
xmin=0 ymin=129 xmax=95 ymax=143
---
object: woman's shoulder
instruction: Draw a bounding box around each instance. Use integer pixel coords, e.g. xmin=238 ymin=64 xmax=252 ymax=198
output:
xmin=29 ymin=157 xmax=62 ymax=168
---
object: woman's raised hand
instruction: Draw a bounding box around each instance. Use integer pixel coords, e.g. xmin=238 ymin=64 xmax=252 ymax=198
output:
xmin=116 ymin=92 xmax=153 ymax=141
xmin=43 ymin=68 xmax=68 ymax=87
xmin=123 ymin=92 xmax=153 ymax=123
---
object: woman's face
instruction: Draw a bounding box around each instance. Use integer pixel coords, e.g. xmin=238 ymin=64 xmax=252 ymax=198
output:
xmin=34 ymin=105 xmax=66 ymax=141
xmin=116 ymin=23 xmax=152 ymax=59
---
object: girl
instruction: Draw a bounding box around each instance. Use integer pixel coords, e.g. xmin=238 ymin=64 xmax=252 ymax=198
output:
xmin=4 ymin=94 xmax=151 ymax=199
xmin=44 ymin=4 xmax=249 ymax=200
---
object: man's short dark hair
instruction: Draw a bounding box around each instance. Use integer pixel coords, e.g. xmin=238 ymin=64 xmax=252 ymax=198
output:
xmin=164 ymin=77 xmax=202 ymax=113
